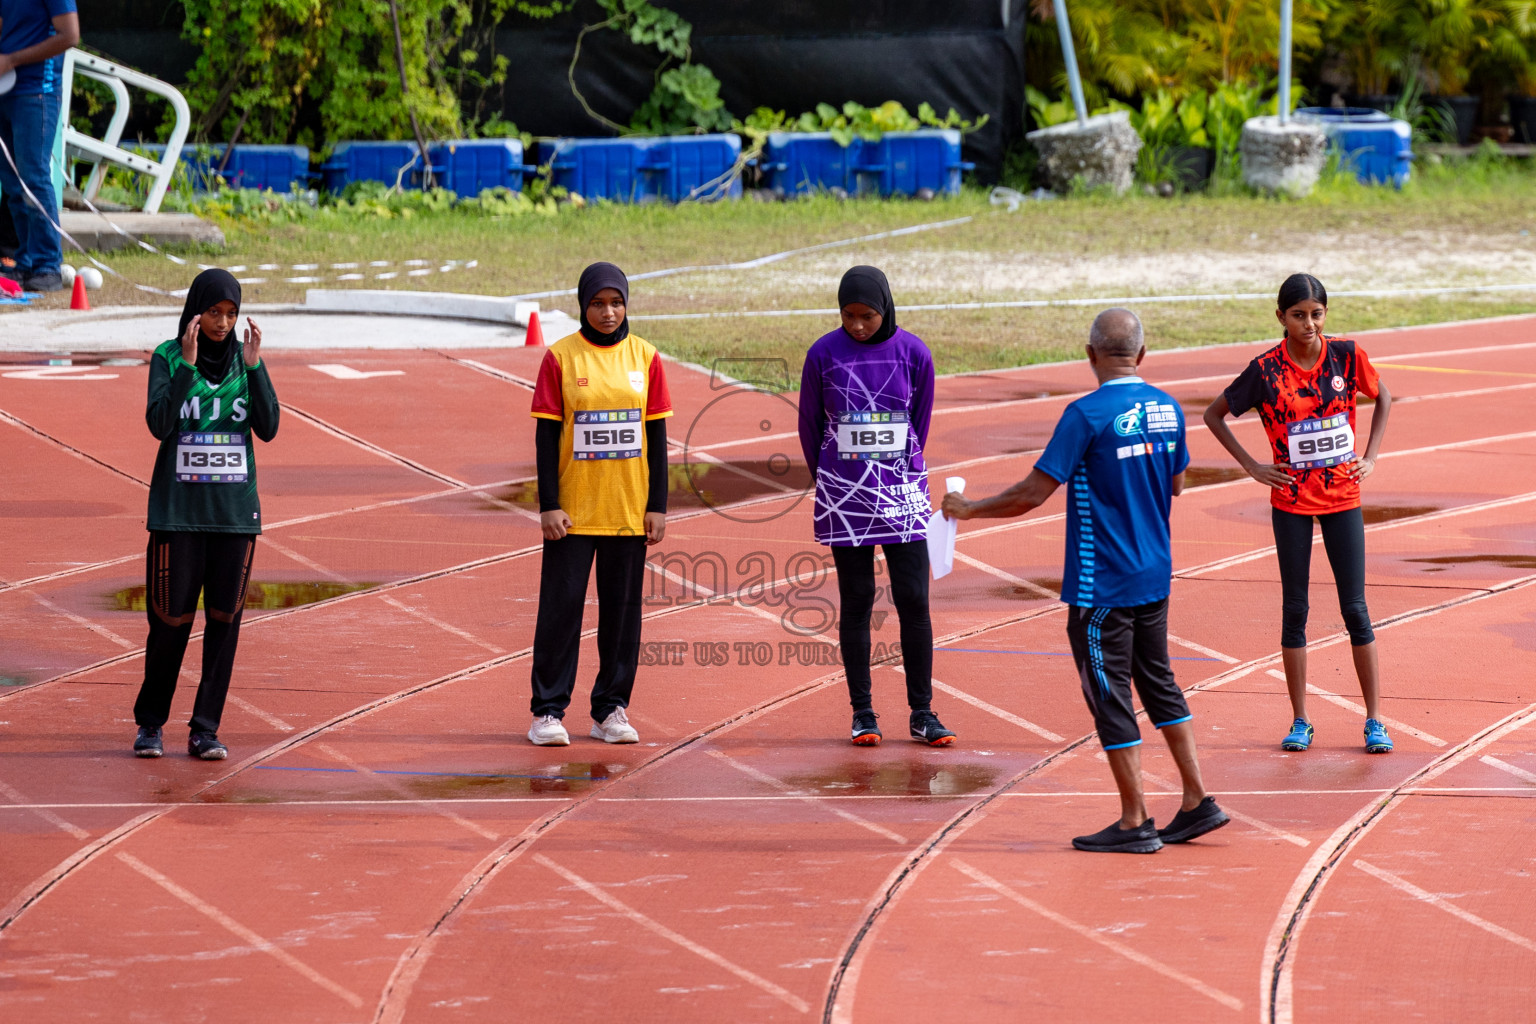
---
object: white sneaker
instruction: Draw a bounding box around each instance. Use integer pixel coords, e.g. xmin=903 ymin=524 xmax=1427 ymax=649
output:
xmin=528 ymin=715 xmax=570 ymax=746
xmin=589 ymin=707 xmax=639 ymax=744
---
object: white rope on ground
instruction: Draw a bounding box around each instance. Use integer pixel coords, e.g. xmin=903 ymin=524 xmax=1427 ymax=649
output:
xmin=501 ymin=215 xmax=977 ymax=303
xmin=1 ymin=134 xmax=478 ymax=296
xmin=630 ymin=281 xmax=1536 ymax=321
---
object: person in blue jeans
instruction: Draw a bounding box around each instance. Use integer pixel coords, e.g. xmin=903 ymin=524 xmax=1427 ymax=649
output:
xmin=0 ymin=0 xmax=79 ymax=292
xmin=944 ymin=309 xmax=1228 ymax=854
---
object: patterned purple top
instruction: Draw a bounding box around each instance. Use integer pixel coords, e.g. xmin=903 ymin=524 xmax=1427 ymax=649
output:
xmin=797 ymin=326 xmax=936 ymax=546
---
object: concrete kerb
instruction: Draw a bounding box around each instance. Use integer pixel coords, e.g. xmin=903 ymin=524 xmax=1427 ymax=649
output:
xmin=1026 ymin=111 xmax=1142 ymax=194
xmin=1241 ymin=115 xmax=1328 ymax=196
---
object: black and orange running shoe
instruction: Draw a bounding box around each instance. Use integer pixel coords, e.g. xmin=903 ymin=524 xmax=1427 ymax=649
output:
xmin=851 ymin=709 xmax=882 ymax=746
xmin=910 ymin=710 xmax=956 ymax=747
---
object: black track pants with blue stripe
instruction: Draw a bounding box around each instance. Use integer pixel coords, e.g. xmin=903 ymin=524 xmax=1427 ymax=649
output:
xmin=1066 ymin=598 xmax=1190 ymax=750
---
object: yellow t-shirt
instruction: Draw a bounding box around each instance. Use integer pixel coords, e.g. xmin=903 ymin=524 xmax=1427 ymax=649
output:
xmin=530 ymin=331 xmax=673 ymax=535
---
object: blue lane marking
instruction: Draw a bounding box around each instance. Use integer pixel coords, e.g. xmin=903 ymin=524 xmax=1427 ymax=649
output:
xmin=936 ymin=647 xmax=1217 ymax=662
xmin=253 ymin=765 xmax=605 ymax=780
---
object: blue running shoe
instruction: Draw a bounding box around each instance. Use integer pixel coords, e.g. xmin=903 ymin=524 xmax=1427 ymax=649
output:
xmin=1281 ymin=718 xmax=1314 ymax=751
xmin=1364 ymin=718 xmax=1394 ymax=753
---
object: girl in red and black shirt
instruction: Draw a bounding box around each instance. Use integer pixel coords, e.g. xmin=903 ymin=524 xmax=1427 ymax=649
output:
xmin=1204 ymin=274 xmax=1395 ymax=754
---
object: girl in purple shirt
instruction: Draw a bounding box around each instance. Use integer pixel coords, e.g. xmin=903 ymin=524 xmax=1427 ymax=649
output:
xmin=798 ymin=266 xmax=954 ymax=747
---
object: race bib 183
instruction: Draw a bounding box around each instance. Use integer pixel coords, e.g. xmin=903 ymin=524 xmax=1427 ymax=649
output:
xmin=1286 ymin=413 xmax=1355 ymax=469
xmin=573 ymin=409 xmax=642 ymax=460
xmin=836 ymin=411 xmax=909 ymax=461
xmin=175 ymin=432 xmax=249 ymax=483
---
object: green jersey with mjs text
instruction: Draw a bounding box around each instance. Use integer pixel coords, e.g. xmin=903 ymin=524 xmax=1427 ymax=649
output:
xmin=145 ymin=338 xmax=281 ymax=533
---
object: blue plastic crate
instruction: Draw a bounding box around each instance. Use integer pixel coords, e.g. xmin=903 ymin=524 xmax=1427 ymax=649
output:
xmin=428 ymin=138 xmax=538 ymax=196
xmin=208 ymin=145 xmax=311 ymax=192
xmin=542 ymin=135 xmax=740 ymax=202
xmin=321 ymin=141 xmax=437 ymax=193
xmin=1294 ymin=107 xmax=1412 ymax=187
xmin=763 ymin=129 xmax=971 ymax=197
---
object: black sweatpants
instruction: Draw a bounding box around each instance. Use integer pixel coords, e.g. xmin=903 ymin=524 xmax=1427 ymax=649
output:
xmin=1066 ymin=599 xmax=1190 ymax=750
xmin=1272 ymin=506 xmax=1375 ymax=648
xmin=832 ymin=540 xmax=934 ymax=713
xmin=529 ymin=533 xmax=648 ymax=723
xmin=133 ymin=531 xmax=256 ymax=735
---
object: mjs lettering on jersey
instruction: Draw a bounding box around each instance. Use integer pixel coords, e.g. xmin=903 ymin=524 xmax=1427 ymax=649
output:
xmin=177 ymin=395 xmax=250 ymax=424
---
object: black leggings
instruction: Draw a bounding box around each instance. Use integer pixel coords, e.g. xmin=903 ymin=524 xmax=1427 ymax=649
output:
xmin=1272 ymin=506 xmax=1375 ymax=649
xmin=832 ymin=541 xmax=933 ymax=712
xmin=134 ymin=531 xmax=256 ymax=735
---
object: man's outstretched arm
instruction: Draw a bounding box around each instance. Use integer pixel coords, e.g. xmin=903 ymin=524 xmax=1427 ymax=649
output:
xmin=942 ymin=468 xmax=1061 ymax=521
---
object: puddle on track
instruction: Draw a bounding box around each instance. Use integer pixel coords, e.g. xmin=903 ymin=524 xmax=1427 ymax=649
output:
xmin=109 ymin=580 xmax=377 ymax=612
xmin=781 ymin=760 xmax=1000 ymax=797
xmin=1183 ymin=466 xmax=1248 ymax=487
xmin=481 ymin=461 xmax=812 ymax=514
xmin=1407 ymin=553 xmax=1536 ymax=571
xmin=1361 ymin=504 xmax=1441 ymax=525
xmin=208 ymin=762 xmax=626 ymax=803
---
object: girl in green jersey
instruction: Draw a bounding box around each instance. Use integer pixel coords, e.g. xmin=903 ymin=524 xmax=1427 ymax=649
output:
xmin=133 ymin=269 xmax=279 ymax=760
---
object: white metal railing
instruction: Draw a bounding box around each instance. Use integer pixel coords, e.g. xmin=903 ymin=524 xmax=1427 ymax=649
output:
xmin=59 ymin=48 xmax=189 ymax=214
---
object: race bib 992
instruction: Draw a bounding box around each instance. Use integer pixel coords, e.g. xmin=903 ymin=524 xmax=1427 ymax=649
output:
xmin=1286 ymin=413 xmax=1355 ymax=469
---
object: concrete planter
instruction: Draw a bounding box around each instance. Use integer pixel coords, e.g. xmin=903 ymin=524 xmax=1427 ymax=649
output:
xmin=1026 ymin=111 xmax=1142 ymax=194
xmin=1240 ymin=116 xmax=1327 ymax=196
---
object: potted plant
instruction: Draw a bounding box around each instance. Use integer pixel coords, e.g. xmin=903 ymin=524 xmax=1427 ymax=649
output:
xmin=1333 ymin=0 xmax=1412 ymax=111
xmin=1128 ymin=90 xmax=1214 ymax=190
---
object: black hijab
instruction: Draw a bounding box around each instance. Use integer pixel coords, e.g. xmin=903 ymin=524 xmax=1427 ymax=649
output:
xmin=178 ymin=268 xmax=243 ymax=384
xmin=837 ymin=265 xmax=897 ymax=345
xmin=577 ymin=261 xmax=630 ymax=346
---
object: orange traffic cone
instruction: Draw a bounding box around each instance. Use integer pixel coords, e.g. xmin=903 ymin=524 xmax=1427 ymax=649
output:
xmin=70 ymin=273 xmax=91 ymax=311
xmin=523 ymin=308 xmax=545 ymax=347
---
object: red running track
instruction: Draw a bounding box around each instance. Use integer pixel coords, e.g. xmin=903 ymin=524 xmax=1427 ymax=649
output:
xmin=2 ymin=315 xmax=1535 ymax=1023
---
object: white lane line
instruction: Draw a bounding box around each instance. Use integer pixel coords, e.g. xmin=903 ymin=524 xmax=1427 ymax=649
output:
xmin=1167 ymin=633 xmax=1240 ymax=664
xmin=533 ymin=853 xmax=812 ymax=1014
xmin=259 ymin=535 xmax=507 ymax=656
xmin=952 ymin=551 xmax=1058 ymax=600
xmin=316 ymin=743 xmax=500 ymax=842
xmin=115 ymin=851 xmax=364 ymax=1008
xmin=1354 ymin=859 xmax=1536 ymax=954
xmin=1264 ymin=669 xmax=1449 ymax=747
xmin=225 ymin=693 xmax=297 ymax=733
xmin=1185 ymin=483 xmax=1536 ymax=579
xmin=705 ymin=750 xmax=907 ymax=844
xmin=1139 ymin=770 xmax=1308 ymax=847
xmin=0 ymin=779 xmax=89 ymax=840
xmin=278 ymin=402 xmax=469 ymax=488
xmin=923 ymin=675 xmax=1066 ymax=743
xmin=28 ymin=591 xmax=136 ymax=649
xmin=950 ymin=857 xmax=1244 ymax=1011
xmin=1480 ymin=755 xmax=1536 ymax=784
xmin=1265 ymin=698 xmax=1536 ymax=1024
xmin=1396 ymin=380 xmax=1536 ymax=404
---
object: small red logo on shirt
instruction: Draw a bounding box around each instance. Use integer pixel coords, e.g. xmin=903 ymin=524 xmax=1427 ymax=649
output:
xmin=1331 ymin=375 xmax=1345 ymax=391
xmin=576 ymin=377 xmax=589 ymax=387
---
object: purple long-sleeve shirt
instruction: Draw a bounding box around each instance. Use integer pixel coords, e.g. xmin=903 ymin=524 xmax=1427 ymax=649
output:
xmin=798 ymin=326 xmax=935 ymax=546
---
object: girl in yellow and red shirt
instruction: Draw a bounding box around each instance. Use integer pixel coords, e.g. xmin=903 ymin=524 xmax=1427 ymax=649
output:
xmin=1204 ymin=274 xmax=1394 ymax=754
xmin=527 ymin=262 xmax=672 ymax=747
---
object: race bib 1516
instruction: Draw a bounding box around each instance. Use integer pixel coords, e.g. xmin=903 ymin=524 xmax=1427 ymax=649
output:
xmin=175 ymin=432 xmax=249 ymax=483
xmin=1286 ymin=413 xmax=1355 ymax=469
xmin=573 ymin=409 xmax=642 ymax=460
xmin=836 ymin=411 xmax=909 ymax=461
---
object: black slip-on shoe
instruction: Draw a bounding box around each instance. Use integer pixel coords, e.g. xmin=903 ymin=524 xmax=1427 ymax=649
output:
xmin=188 ymin=732 xmax=228 ymax=760
xmin=851 ymin=709 xmax=882 ymax=746
xmin=1157 ymin=796 xmax=1231 ymax=844
xmin=1072 ymin=818 xmax=1163 ymax=854
xmin=22 ymin=271 xmax=64 ymax=293
xmin=134 ymin=726 xmax=164 ymax=758
xmin=909 ymin=709 xmax=956 ymax=746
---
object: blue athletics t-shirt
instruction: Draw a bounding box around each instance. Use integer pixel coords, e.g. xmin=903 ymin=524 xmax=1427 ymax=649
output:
xmin=1034 ymin=376 xmax=1189 ymax=609
xmin=0 ymin=0 xmax=77 ymax=95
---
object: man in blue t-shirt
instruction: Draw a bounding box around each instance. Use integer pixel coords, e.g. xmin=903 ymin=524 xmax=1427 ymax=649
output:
xmin=943 ymin=308 xmax=1228 ymax=854
xmin=0 ymin=0 xmax=79 ymax=292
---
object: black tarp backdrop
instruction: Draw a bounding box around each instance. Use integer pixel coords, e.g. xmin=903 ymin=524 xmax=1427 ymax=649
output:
xmin=68 ymin=0 xmax=1027 ymax=181
xmin=499 ymin=1 xmax=1028 ymax=180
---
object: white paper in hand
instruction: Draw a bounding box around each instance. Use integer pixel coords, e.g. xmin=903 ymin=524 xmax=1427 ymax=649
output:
xmin=927 ymin=476 xmax=967 ymax=580
xmin=0 ymin=71 xmax=17 ymax=97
